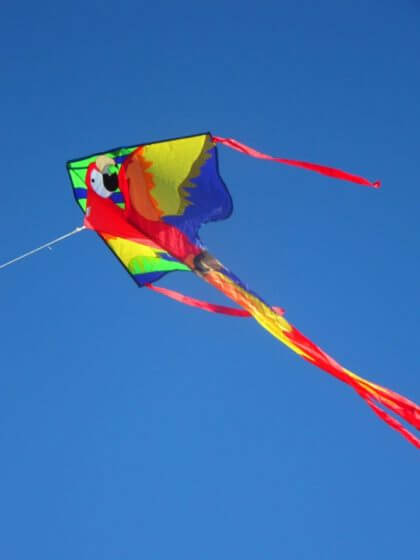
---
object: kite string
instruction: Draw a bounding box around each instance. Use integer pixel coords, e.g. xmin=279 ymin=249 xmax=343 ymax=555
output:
xmin=0 ymin=225 xmax=86 ymax=270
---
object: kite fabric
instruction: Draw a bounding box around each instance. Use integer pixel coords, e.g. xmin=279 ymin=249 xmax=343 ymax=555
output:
xmin=67 ymin=132 xmax=419 ymax=448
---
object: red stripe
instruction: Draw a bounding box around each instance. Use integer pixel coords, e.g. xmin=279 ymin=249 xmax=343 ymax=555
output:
xmin=213 ymin=136 xmax=381 ymax=188
xmin=145 ymin=284 xmax=284 ymax=317
xmin=356 ymin=388 xmax=420 ymax=449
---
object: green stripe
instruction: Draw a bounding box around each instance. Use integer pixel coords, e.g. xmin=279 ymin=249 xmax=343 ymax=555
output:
xmin=67 ymin=146 xmax=139 ymax=170
xmin=128 ymin=256 xmax=189 ymax=275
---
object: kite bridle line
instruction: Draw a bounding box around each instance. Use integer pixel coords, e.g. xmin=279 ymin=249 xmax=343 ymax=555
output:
xmin=0 ymin=225 xmax=86 ymax=270
xmin=0 ymin=224 xmax=261 ymax=319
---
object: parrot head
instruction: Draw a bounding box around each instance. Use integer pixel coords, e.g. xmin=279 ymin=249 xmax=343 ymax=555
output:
xmin=86 ymin=156 xmax=119 ymax=198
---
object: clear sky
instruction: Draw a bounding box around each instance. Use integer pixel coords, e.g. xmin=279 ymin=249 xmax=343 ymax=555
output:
xmin=1 ymin=1 xmax=418 ymax=558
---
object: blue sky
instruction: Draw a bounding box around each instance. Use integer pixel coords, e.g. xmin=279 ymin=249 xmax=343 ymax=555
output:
xmin=1 ymin=1 xmax=418 ymax=558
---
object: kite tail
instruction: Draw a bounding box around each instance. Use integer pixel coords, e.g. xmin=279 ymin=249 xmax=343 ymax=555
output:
xmin=212 ymin=136 xmax=381 ymax=188
xmin=199 ymin=265 xmax=420 ymax=448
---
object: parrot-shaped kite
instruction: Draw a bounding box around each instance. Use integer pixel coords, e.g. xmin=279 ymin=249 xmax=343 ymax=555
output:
xmin=67 ymin=133 xmax=420 ymax=448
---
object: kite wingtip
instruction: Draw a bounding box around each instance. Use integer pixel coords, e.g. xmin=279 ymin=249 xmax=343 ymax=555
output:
xmin=373 ymin=180 xmax=382 ymax=188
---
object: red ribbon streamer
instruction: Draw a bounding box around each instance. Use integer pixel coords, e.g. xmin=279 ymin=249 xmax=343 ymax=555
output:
xmin=146 ymin=284 xmax=284 ymax=317
xmin=212 ymin=136 xmax=381 ymax=188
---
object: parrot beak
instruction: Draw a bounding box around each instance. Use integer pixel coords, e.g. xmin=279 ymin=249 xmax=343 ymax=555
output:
xmin=96 ymin=155 xmax=116 ymax=173
xmin=103 ymin=173 xmax=119 ymax=192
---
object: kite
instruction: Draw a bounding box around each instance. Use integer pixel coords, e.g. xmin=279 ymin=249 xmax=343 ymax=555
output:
xmin=66 ymin=133 xmax=419 ymax=448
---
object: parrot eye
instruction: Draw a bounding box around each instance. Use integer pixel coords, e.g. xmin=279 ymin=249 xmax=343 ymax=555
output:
xmin=90 ymin=169 xmax=112 ymax=198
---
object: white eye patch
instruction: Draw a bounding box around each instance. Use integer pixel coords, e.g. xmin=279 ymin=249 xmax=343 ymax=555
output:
xmin=90 ymin=168 xmax=112 ymax=198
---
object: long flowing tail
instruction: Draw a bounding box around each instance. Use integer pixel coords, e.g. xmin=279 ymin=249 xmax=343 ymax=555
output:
xmin=196 ymin=258 xmax=420 ymax=448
